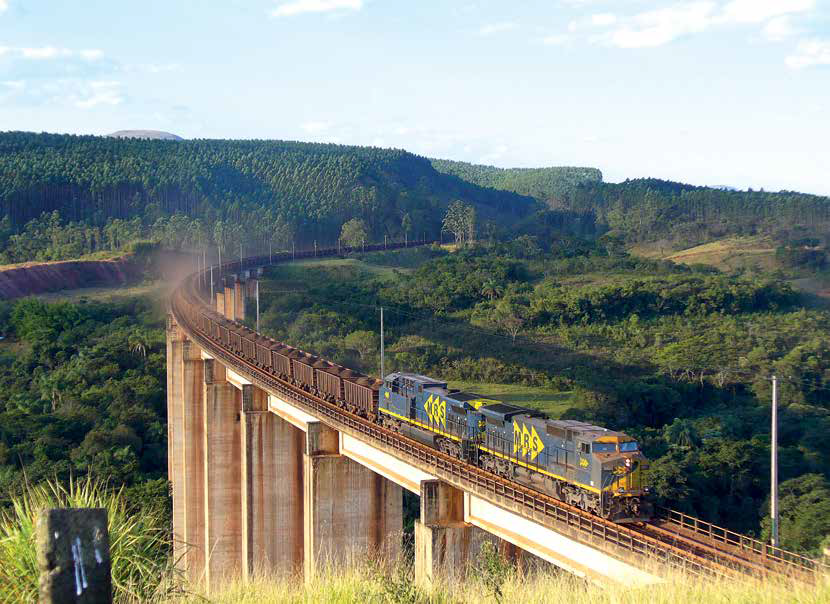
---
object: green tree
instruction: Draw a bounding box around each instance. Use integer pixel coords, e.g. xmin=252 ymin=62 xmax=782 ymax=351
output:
xmin=340 ymin=218 xmax=368 ymax=248
xmin=760 ymin=474 xmax=830 ymax=555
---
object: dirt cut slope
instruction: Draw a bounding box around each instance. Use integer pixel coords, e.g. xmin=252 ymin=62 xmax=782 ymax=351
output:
xmin=0 ymin=257 xmax=142 ymax=299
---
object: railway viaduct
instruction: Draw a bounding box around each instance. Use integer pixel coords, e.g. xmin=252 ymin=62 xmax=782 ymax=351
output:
xmin=167 ymin=244 xmax=825 ymax=589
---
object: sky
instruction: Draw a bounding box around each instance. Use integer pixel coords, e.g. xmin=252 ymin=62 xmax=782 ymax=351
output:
xmin=0 ymin=0 xmax=828 ymax=195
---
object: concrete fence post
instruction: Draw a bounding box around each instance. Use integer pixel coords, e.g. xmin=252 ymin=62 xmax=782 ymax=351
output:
xmin=37 ymin=508 xmax=112 ymax=603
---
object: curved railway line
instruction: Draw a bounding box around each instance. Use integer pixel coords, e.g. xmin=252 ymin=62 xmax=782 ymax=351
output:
xmin=170 ymin=242 xmax=827 ymax=583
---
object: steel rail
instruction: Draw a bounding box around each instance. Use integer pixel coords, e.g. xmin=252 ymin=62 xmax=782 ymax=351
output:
xmin=170 ymin=243 xmax=822 ymax=582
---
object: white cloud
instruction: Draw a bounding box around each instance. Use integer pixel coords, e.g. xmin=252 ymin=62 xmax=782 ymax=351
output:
xmin=301 ymin=121 xmax=331 ymax=133
xmin=20 ymin=46 xmax=72 ymax=60
xmin=479 ymin=22 xmax=517 ymax=36
xmin=3 ymin=46 xmax=104 ymax=61
xmin=79 ymin=49 xmax=104 ymax=61
xmin=591 ymin=13 xmax=616 ymax=27
xmin=786 ymin=38 xmax=830 ymax=69
xmin=603 ymin=2 xmax=716 ymax=49
xmin=0 ymin=0 xmax=7 ymax=14
xmin=74 ymin=80 xmax=123 ymax=109
xmin=718 ymin=0 xmax=815 ymax=25
xmin=271 ymin=0 xmax=362 ymax=18
xmin=542 ymin=34 xmax=570 ymax=46
xmin=763 ymin=16 xmax=796 ymax=41
xmin=144 ymin=63 xmax=181 ymax=74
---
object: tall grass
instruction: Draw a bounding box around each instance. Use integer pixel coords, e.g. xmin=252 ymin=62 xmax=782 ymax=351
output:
xmin=0 ymin=477 xmax=177 ymax=604
xmin=181 ymin=562 xmax=830 ymax=604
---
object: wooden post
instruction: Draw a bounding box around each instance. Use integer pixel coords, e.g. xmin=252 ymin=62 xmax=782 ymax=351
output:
xmin=37 ymin=508 xmax=112 ymax=603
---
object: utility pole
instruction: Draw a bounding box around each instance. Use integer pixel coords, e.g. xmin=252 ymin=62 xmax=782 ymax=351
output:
xmin=210 ymin=264 xmax=213 ymax=300
xmin=384 ymin=234 xmax=387 ymax=249
xmin=292 ymin=241 xmax=295 ymax=260
xmin=202 ymin=248 xmax=206 ymax=288
xmin=239 ymin=243 xmax=243 ymax=269
xmin=256 ymin=279 xmax=260 ymax=333
xmin=314 ymin=240 xmax=317 ymax=257
xmin=218 ymin=245 xmax=222 ymax=274
xmin=380 ymin=306 xmax=385 ymax=379
xmin=771 ymin=374 xmax=779 ymax=547
xmin=269 ymin=241 xmax=272 ymax=264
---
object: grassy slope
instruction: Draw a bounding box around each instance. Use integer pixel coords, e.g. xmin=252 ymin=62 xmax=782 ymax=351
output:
xmin=449 ymin=380 xmax=575 ymax=418
xmin=629 ymin=236 xmax=779 ymax=272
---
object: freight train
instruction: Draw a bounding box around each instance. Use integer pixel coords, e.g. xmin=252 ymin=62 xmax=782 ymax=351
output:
xmin=194 ymin=308 xmax=652 ymax=523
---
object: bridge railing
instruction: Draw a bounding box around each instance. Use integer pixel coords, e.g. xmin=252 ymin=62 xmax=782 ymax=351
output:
xmin=656 ymin=507 xmax=827 ymax=575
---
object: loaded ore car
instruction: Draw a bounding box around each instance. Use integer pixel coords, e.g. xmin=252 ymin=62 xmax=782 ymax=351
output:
xmin=291 ymin=353 xmax=319 ymax=390
xmin=315 ymin=365 xmax=358 ymax=403
xmin=272 ymin=345 xmax=303 ymax=381
xmin=343 ymin=377 xmax=380 ymax=418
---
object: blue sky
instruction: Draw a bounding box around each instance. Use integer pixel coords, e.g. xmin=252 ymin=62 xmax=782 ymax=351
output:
xmin=1 ymin=0 xmax=828 ymax=194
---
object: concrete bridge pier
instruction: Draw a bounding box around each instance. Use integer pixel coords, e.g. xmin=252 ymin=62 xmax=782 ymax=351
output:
xmin=202 ymin=358 xmax=242 ymax=588
xmin=240 ymin=384 xmax=304 ymax=580
xmin=181 ymin=340 xmax=206 ymax=581
xmin=166 ymin=317 xmax=186 ymax=568
xmin=234 ymin=279 xmax=246 ymax=321
xmin=223 ymin=278 xmax=236 ymax=321
xmin=415 ymin=480 xmax=496 ymax=586
xmin=303 ymin=422 xmax=402 ymax=581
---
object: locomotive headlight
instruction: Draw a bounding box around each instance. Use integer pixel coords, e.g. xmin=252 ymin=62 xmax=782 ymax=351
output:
xmin=618 ymin=487 xmax=626 ymax=493
xmin=625 ymin=458 xmax=632 ymax=467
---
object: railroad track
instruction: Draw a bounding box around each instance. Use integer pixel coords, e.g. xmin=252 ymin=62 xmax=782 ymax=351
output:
xmin=171 ymin=243 xmax=826 ymax=583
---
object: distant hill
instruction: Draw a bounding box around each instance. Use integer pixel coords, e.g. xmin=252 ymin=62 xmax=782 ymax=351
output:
xmin=0 ymin=132 xmax=538 ymax=244
xmin=430 ymin=159 xmax=602 ymax=203
xmin=107 ymin=130 xmax=183 ymax=141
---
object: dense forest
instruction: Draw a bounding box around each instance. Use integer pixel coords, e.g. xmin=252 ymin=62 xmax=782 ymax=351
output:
xmin=0 ymin=296 xmax=169 ymax=518
xmin=0 ymin=132 xmax=538 ymax=254
xmin=430 ymin=159 xmax=602 ymax=202
xmin=254 ymin=242 xmax=830 ymax=556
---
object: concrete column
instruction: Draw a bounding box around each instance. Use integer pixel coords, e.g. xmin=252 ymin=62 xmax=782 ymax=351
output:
xmin=223 ymin=284 xmax=235 ymax=321
xmin=303 ymin=422 xmax=402 ymax=580
xmin=166 ymin=317 xmax=186 ymax=568
xmin=216 ymin=291 xmax=225 ymax=317
xmin=415 ymin=480 xmax=496 ymax=586
xmin=203 ymin=359 xmax=242 ymax=588
xmin=240 ymin=385 xmax=304 ymax=580
xmin=234 ymin=280 xmax=246 ymax=321
xmin=181 ymin=341 xmax=206 ymax=581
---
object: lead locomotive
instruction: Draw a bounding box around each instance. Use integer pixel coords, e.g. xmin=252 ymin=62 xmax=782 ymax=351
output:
xmin=377 ymin=372 xmax=651 ymax=522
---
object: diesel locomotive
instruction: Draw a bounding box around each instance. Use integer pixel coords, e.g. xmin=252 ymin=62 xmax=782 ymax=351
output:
xmin=378 ymin=372 xmax=651 ymax=522
xmin=192 ymin=304 xmax=652 ymax=523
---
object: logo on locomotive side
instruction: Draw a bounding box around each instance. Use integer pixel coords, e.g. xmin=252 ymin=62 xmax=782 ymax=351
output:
xmin=424 ymin=394 xmax=446 ymax=427
xmin=513 ymin=422 xmax=545 ymax=461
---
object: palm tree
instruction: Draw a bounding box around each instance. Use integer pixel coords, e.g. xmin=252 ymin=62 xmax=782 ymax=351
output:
xmin=481 ymin=278 xmax=503 ymax=301
xmin=128 ymin=328 xmax=149 ymax=358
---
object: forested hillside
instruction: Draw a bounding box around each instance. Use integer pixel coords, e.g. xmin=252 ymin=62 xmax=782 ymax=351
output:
xmin=433 ymin=159 xmax=830 ymax=252
xmin=564 ymin=179 xmax=830 ymax=248
xmin=0 ymin=132 xmax=537 ymax=256
xmin=431 ymin=158 xmax=602 ymax=202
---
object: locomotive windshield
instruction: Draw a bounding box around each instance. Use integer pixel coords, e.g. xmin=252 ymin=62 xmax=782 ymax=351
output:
xmin=620 ymin=441 xmax=639 ymax=452
xmin=592 ymin=443 xmax=616 ymax=453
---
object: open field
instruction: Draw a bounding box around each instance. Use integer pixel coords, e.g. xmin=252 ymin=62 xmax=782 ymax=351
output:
xmin=36 ymin=280 xmax=167 ymax=303
xmin=630 ymin=236 xmax=779 ymax=272
xmin=448 ymin=380 xmax=576 ymax=418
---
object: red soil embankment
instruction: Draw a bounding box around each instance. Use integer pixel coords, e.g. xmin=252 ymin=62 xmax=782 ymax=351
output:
xmin=0 ymin=257 xmax=142 ymax=299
